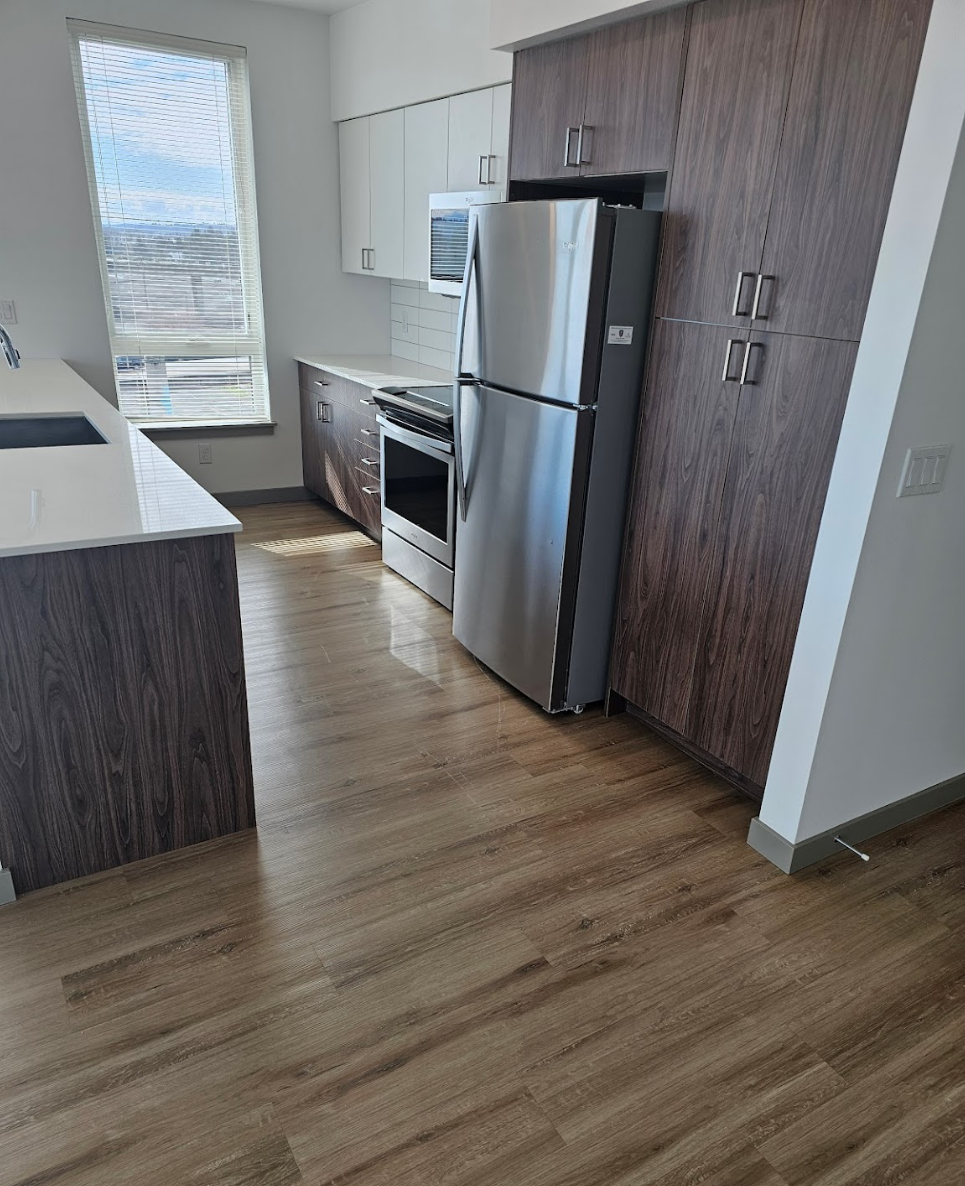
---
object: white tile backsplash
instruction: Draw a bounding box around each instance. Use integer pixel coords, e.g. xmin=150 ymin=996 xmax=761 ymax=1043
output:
xmin=389 ymin=282 xmax=458 ymax=374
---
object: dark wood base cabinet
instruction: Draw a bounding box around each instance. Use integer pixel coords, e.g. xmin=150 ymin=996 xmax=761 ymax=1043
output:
xmin=0 ymin=534 xmax=255 ymax=895
xmin=299 ymin=363 xmax=381 ymax=540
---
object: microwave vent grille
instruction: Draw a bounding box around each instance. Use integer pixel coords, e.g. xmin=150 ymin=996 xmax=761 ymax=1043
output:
xmin=431 ymin=211 xmax=470 ymax=283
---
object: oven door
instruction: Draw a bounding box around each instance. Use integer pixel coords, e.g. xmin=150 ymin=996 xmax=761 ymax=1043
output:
xmin=379 ymin=415 xmax=456 ymax=567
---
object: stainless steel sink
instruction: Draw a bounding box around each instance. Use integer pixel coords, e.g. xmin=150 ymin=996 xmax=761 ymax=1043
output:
xmin=0 ymin=415 xmax=107 ymax=449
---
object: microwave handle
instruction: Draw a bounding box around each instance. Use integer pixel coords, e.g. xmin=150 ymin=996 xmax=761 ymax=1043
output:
xmin=454 ymin=210 xmax=479 ymax=379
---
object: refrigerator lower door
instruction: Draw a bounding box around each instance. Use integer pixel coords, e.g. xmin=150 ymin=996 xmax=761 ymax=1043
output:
xmin=453 ymin=384 xmax=592 ymax=711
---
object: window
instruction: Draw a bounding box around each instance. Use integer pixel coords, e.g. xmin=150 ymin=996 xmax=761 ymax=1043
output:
xmin=69 ymin=21 xmax=270 ymax=428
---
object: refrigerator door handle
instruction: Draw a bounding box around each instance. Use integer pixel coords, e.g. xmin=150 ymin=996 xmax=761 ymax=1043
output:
xmin=453 ymin=381 xmax=468 ymax=522
xmin=455 ymin=211 xmax=480 ymax=379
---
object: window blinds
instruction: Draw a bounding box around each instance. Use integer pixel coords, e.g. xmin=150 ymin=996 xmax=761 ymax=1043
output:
xmin=69 ymin=21 xmax=270 ymax=427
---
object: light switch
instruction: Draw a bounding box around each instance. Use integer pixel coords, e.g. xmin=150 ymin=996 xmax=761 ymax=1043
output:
xmin=897 ymin=445 xmax=951 ymax=497
xmin=0 ymin=300 xmax=16 ymax=324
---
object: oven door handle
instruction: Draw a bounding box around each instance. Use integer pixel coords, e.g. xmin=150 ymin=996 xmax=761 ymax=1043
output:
xmin=376 ymin=413 xmax=453 ymax=455
xmin=453 ymin=381 xmax=467 ymax=523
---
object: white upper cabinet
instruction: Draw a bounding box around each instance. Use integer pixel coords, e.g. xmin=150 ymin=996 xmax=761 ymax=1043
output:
xmin=447 ymin=89 xmax=495 ymax=190
xmin=339 ymin=117 xmax=371 ymax=276
xmin=369 ymin=109 xmax=405 ymax=279
xmin=338 ymin=85 xmax=511 ymax=282
xmin=404 ymin=98 xmax=449 ymax=282
xmin=447 ymin=85 xmax=513 ymax=191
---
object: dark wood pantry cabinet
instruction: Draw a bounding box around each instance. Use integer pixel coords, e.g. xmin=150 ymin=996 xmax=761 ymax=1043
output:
xmin=653 ymin=0 xmax=803 ymax=327
xmin=509 ymin=8 xmax=688 ymax=181
xmin=299 ymin=364 xmax=382 ymax=540
xmin=754 ymin=0 xmax=933 ymax=341
xmin=587 ymin=0 xmax=933 ymax=795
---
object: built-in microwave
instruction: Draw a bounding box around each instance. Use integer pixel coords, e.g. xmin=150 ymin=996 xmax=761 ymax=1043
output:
xmin=428 ymin=190 xmax=505 ymax=296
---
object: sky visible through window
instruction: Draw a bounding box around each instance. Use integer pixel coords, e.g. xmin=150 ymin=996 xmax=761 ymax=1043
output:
xmin=80 ymin=40 xmax=239 ymax=228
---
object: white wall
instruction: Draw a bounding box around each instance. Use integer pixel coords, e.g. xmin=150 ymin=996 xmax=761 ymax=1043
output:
xmin=490 ymin=0 xmax=686 ymax=51
xmin=331 ymin=0 xmax=511 ymax=122
xmin=0 ymin=0 xmax=390 ymax=495
xmin=759 ymin=0 xmax=965 ymax=845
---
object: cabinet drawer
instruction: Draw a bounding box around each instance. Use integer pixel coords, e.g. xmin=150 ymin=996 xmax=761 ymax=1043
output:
xmin=299 ymin=365 xmax=380 ymax=416
xmin=354 ymin=469 xmax=382 ymax=538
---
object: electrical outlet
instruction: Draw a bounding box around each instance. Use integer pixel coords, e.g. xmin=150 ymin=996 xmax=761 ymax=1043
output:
xmin=898 ymin=445 xmax=951 ymax=497
xmin=0 ymin=300 xmax=16 ymax=325
xmin=198 ymin=443 xmax=213 ymax=465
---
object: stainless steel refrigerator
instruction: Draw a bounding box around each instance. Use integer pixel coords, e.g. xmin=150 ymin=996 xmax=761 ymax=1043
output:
xmin=452 ymin=197 xmax=661 ymax=713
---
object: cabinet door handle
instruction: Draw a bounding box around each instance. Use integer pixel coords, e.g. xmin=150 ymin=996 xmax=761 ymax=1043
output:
xmin=362 ymin=485 xmax=380 ymax=496
xmin=577 ymin=124 xmax=593 ymax=166
xmin=751 ymin=275 xmax=775 ymax=320
xmin=563 ymin=126 xmax=580 ymax=168
xmin=721 ymin=339 xmax=745 ymax=382
xmin=733 ymin=271 xmax=757 ymax=317
xmin=317 ymin=401 xmax=331 ymax=422
xmin=478 ymin=154 xmax=489 ymax=185
xmin=488 ymin=154 xmax=497 ymax=185
xmin=740 ymin=342 xmax=765 ymax=386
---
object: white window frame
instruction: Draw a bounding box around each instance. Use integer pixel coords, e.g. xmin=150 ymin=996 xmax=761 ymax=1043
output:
xmin=68 ymin=20 xmax=271 ymax=429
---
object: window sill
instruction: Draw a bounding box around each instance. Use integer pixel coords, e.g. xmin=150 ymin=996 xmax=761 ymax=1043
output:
xmin=139 ymin=420 xmax=277 ymax=439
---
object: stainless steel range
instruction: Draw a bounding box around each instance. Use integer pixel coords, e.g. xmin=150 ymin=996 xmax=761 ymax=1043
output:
xmin=374 ymin=384 xmax=456 ymax=610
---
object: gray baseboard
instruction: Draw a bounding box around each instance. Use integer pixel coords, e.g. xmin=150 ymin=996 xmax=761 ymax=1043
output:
xmin=748 ymin=772 xmax=965 ymax=873
xmin=0 ymin=868 xmax=16 ymax=906
xmin=215 ymin=486 xmax=312 ymax=508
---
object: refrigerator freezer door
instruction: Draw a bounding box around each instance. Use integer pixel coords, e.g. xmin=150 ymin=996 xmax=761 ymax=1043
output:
xmin=467 ymin=199 xmax=610 ymax=405
xmin=453 ymin=384 xmax=591 ymax=710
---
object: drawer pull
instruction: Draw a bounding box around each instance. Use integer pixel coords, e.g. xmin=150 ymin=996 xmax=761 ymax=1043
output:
xmin=362 ymin=485 xmax=380 ymax=496
xmin=359 ymin=397 xmax=376 ymax=406
xmin=360 ymin=457 xmax=379 ymax=467
xmin=313 ymin=378 xmax=331 ymax=389
xmin=360 ymin=427 xmax=378 ymax=437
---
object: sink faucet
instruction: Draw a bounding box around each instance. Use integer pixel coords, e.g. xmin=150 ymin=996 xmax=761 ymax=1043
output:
xmin=0 ymin=323 xmax=20 ymax=369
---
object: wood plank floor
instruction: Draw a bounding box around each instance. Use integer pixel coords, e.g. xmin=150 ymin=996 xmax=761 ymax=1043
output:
xmin=1 ymin=501 xmax=964 ymax=1185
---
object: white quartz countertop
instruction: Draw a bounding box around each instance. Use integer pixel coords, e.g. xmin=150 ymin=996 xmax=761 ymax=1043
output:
xmin=0 ymin=360 xmax=240 ymax=559
xmin=294 ymin=354 xmax=453 ymax=390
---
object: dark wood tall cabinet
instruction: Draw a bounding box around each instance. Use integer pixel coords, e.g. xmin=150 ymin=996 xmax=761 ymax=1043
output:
xmin=655 ymin=0 xmax=803 ymax=327
xmin=607 ymin=0 xmax=932 ymax=794
xmin=509 ymin=10 xmax=688 ymax=182
xmin=755 ymin=0 xmax=933 ymax=341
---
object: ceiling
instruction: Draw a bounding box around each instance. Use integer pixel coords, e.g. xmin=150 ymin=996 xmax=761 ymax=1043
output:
xmin=251 ymin=0 xmax=370 ymax=12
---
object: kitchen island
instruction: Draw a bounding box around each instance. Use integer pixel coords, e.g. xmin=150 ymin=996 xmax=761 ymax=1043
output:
xmin=0 ymin=361 xmax=254 ymax=897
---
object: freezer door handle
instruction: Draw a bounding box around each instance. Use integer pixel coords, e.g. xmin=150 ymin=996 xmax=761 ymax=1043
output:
xmin=455 ymin=211 xmax=480 ymax=379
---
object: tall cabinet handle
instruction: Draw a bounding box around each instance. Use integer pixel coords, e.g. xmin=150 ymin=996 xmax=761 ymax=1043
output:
xmin=740 ymin=342 xmax=765 ymax=386
xmin=563 ymin=126 xmax=580 ymax=168
xmin=576 ymin=124 xmax=593 ymax=166
xmin=733 ymin=272 xmax=757 ymax=317
xmin=722 ymin=339 xmax=745 ymax=382
xmin=487 ymin=154 xmax=497 ymax=185
xmin=478 ymin=155 xmax=489 ymax=185
xmin=751 ymin=275 xmax=775 ymax=320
